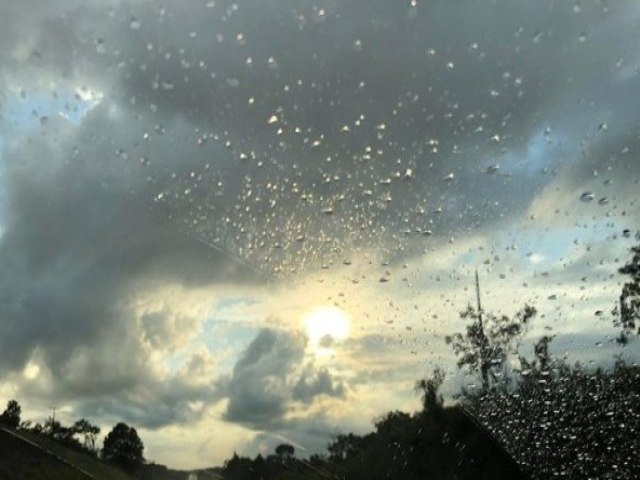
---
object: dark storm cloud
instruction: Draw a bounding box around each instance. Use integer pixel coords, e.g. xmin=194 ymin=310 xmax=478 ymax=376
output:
xmin=97 ymin=0 xmax=640 ymax=269
xmin=292 ymin=366 xmax=346 ymax=403
xmin=0 ymin=102 xmax=255 ymax=426
xmin=0 ymin=0 xmax=639 ymax=435
xmin=3 ymin=0 xmax=639 ymax=272
xmin=223 ymin=328 xmax=346 ymax=429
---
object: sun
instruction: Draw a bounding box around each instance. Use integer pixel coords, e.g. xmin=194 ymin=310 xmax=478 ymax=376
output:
xmin=303 ymin=306 xmax=351 ymax=346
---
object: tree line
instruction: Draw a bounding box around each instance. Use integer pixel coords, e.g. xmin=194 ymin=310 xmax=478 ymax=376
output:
xmin=0 ymin=401 xmax=144 ymax=474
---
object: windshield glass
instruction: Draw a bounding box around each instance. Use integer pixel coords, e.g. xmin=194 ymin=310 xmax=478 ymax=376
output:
xmin=0 ymin=1 xmax=639 ymax=479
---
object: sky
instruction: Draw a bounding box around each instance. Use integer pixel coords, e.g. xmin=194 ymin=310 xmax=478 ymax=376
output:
xmin=0 ymin=0 xmax=639 ymax=470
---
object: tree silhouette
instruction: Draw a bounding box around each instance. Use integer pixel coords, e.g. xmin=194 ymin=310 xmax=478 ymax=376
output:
xmin=102 ymin=422 xmax=144 ymax=472
xmin=415 ymin=368 xmax=445 ymax=411
xmin=275 ymin=443 xmax=295 ymax=461
xmin=72 ymin=418 xmax=100 ymax=453
xmin=445 ymin=273 xmax=536 ymax=391
xmin=0 ymin=400 xmax=21 ymax=429
xmin=614 ymin=244 xmax=640 ymax=343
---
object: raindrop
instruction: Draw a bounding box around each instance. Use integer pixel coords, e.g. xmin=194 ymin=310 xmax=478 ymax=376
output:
xmin=129 ymin=17 xmax=141 ymax=29
xmin=580 ymin=192 xmax=594 ymax=202
xmin=95 ymin=39 xmax=106 ymax=54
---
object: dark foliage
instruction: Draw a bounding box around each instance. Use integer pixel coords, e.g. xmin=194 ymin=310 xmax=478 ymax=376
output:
xmin=472 ymin=355 xmax=640 ymax=479
xmin=72 ymin=418 xmax=100 ymax=453
xmin=0 ymin=400 xmax=21 ymax=429
xmin=275 ymin=443 xmax=295 ymax=461
xmin=220 ymin=370 xmax=526 ymax=480
xmin=446 ymin=302 xmax=536 ymax=391
xmin=102 ymin=422 xmax=145 ymax=472
xmin=614 ymin=244 xmax=640 ymax=342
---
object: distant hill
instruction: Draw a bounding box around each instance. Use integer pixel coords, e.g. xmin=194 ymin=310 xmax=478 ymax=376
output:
xmin=0 ymin=427 xmax=133 ymax=480
xmin=0 ymin=425 xmax=226 ymax=480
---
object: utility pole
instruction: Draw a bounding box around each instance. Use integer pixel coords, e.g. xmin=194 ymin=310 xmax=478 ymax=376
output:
xmin=475 ymin=269 xmax=490 ymax=391
xmin=475 ymin=269 xmax=483 ymax=328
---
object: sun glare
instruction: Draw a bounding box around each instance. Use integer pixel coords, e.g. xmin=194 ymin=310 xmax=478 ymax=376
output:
xmin=303 ymin=306 xmax=351 ymax=345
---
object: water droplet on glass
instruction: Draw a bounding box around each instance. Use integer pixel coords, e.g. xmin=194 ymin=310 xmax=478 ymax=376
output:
xmin=580 ymin=192 xmax=594 ymax=202
xmin=129 ymin=17 xmax=141 ymax=30
xmin=95 ymin=39 xmax=106 ymax=54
